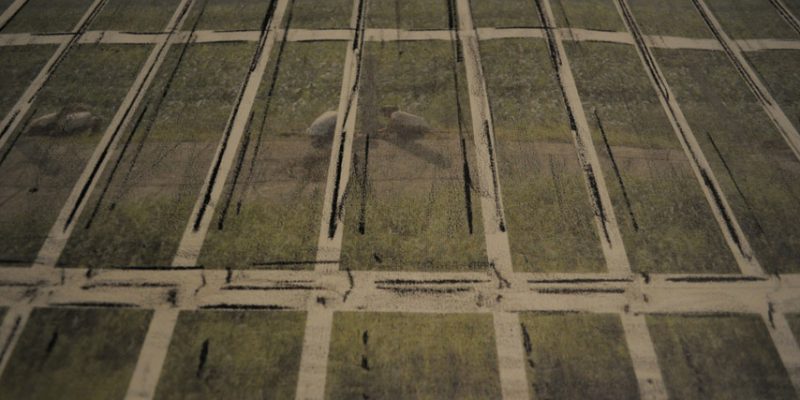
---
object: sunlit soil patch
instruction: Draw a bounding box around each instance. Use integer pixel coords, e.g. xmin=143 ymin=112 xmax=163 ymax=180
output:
xmin=325 ymin=312 xmax=502 ymax=400
xmin=0 ymin=0 xmax=94 ymax=33
xmin=747 ymin=49 xmax=800 ymax=129
xmin=340 ymin=40 xmax=487 ymax=271
xmin=648 ymin=313 xmax=796 ymax=400
xmin=627 ymin=0 xmax=713 ymax=38
xmin=654 ymin=48 xmax=800 ymax=273
xmin=199 ymin=41 xmax=346 ymax=269
xmin=567 ymin=42 xmax=736 ymax=273
xmin=366 ymin=0 xmax=449 ymax=30
xmin=0 ymin=44 xmax=150 ymax=265
xmin=0 ymin=45 xmax=56 ymax=118
xmin=0 ymin=307 xmax=151 ymax=400
xmin=89 ymin=0 xmax=182 ymax=33
xmin=480 ymin=38 xmax=605 ymax=273
xmin=185 ymin=0 xmax=275 ymax=31
xmin=154 ymin=310 xmax=305 ymax=400
xmin=469 ymin=0 xmax=542 ymax=28
xmin=549 ymin=0 xmax=625 ymax=32
xmin=519 ymin=312 xmax=638 ymax=400
xmin=705 ymin=0 xmax=799 ymax=40
xmin=59 ymin=42 xmax=257 ymax=268
xmin=291 ymin=0 xmax=353 ymax=29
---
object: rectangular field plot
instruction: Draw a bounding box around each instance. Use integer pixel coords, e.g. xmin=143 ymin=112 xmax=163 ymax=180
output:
xmin=0 ymin=45 xmax=56 ymax=118
xmin=0 ymin=44 xmax=150 ymax=266
xmin=366 ymin=0 xmax=450 ymax=30
xmin=565 ymin=42 xmax=736 ymax=273
xmin=627 ymin=0 xmax=713 ymax=38
xmin=59 ymin=42 xmax=256 ymax=268
xmin=549 ymin=0 xmax=625 ymax=32
xmin=787 ymin=314 xmax=800 ymax=341
xmin=519 ymin=312 xmax=639 ymax=400
xmin=291 ymin=0 xmax=353 ymax=29
xmin=469 ymin=0 xmax=542 ymax=28
xmin=747 ymin=50 xmax=800 ymax=127
xmin=325 ymin=312 xmax=502 ymax=400
xmin=154 ymin=310 xmax=305 ymax=400
xmin=0 ymin=307 xmax=152 ymax=400
xmin=88 ymin=0 xmax=182 ymax=33
xmin=704 ymin=0 xmax=799 ymax=40
xmin=185 ymin=0 xmax=275 ymax=31
xmin=0 ymin=0 xmax=94 ymax=33
xmin=340 ymin=40 xmax=487 ymax=271
xmin=199 ymin=41 xmax=346 ymax=269
xmin=654 ymin=48 xmax=800 ymax=273
xmin=647 ymin=313 xmax=796 ymax=399
xmin=480 ymin=38 xmax=605 ymax=273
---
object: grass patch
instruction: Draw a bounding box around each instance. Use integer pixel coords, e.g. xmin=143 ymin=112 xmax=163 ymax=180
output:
xmin=0 ymin=44 xmax=150 ymax=265
xmin=787 ymin=314 xmax=800 ymax=342
xmin=705 ymin=0 xmax=799 ymax=40
xmin=326 ymin=312 xmax=502 ymax=399
xmin=654 ymin=48 xmax=800 ymax=273
xmin=1 ymin=0 xmax=94 ymax=33
xmin=59 ymin=42 xmax=256 ymax=268
xmin=0 ymin=307 xmax=151 ymax=400
xmin=627 ymin=0 xmax=712 ymax=38
xmin=186 ymin=0 xmax=275 ymax=31
xmin=366 ymin=0 xmax=450 ymax=30
xmin=199 ymin=41 xmax=346 ymax=269
xmin=469 ymin=0 xmax=542 ymax=28
xmin=340 ymin=40 xmax=487 ymax=271
xmin=89 ymin=0 xmax=182 ymax=32
xmin=0 ymin=45 xmax=56 ymax=118
xmin=291 ymin=0 xmax=352 ymax=29
xmin=154 ymin=310 xmax=305 ymax=400
xmin=550 ymin=0 xmax=625 ymax=31
xmin=480 ymin=38 xmax=604 ymax=273
xmin=519 ymin=312 xmax=638 ymax=399
xmin=647 ymin=313 xmax=796 ymax=399
xmin=746 ymin=49 xmax=800 ymax=129
xmin=566 ymin=42 xmax=736 ymax=273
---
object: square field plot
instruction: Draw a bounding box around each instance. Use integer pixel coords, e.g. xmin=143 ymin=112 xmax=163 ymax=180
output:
xmin=366 ymin=0 xmax=450 ymax=30
xmin=0 ymin=44 xmax=151 ymax=266
xmin=747 ymin=50 xmax=800 ymax=128
xmin=566 ymin=42 xmax=736 ymax=274
xmin=291 ymin=0 xmax=353 ymax=29
xmin=549 ymin=0 xmax=625 ymax=32
xmin=469 ymin=0 xmax=542 ymax=28
xmin=519 ymin=312 xmax=639 ymax=400
xmin=154 ymin=310 xmax=306 ymax=400
xmin=1 ymin=0 xmax=94 ymax=33
xmin=627 ymin=0 xmax=713 ymax=38
xmin=185 ymin=0 xmax=277 ymax=31
xmin=199 ymin=41 xmax=347 ymax=269
xmin=479 ymin=38 xmax=605 ymax=273
xmin=0 ymin=45 xmax=56 ymax=118
xmin=88 ymin=0 xmax=183 ymax=33
xmin=648 ymin=313 xmax=796 ymax=399
xmin=59 ymin=41 xmax=257 ymax=268
xmin=325 ymin=312 xmax=502 ymax=399
xmin=704 ymin=0 xmax=800 ymax=40
xmin=340 ymin=40 xmax=487 ymax=272
xmin=0 ymin=307 xmax=152 ymax=400
xmin=653 ymin=48 xmax=800 ymax=273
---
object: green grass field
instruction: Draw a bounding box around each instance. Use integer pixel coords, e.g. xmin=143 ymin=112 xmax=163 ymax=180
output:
xmin=469 ymin=0 xmax=542 ymax=28
xmin=480 ymin=38 xmax=605 ymax=273
xmin=0 ymin=44 xmax=151 ymax=265
xmin=199 ymin=41 xmax=346 ymax=269
xmin=340 ymin=40 xmax=487 ymax=271
xmin=291 ymin=0 xmax=353 ymax=29
xmin=566 ymin=42 xmax=736 ymax=273
xmin=154 ymin=310 xmax=306 ymax=400
xmin=89 ymin=0 xmax=182 ymax=32
xmin=627 ymin=0 xmax=713 ymax=38
xmin=519 ymin=312 xmax=639 ymax=400
xmin=654 ymin=48 xmax=800 ymax=273
xmin=1 ymin=0 xmax=94 ymax=33
xmin=0 ymin=45 xmax=56 ymax=118
xmin=550 ymin=0 xmax=625 ymax=31
xmin=747 ymin=49 xmax=800 ymax=129
xmin=705 ymin=0 xmax=799 ymax=40
xmin=0 ymin=307 xmax=151 ymax=400
xmin=186 ymin=0 xmax=275 ymax=31
xmin=366 ymin=0 xmax=450 ymax=30
xmin=59 ymin=42 xmax=256 ymax=268
xmin=326 ymin=312 xmax=502 ymax=400
xmin=648 ymin=313 xmax=796 ymax=400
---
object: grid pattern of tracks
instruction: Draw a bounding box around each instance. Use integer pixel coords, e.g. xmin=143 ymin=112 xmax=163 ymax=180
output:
xmin=1 ymin=0 xmax=800 ymax=399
